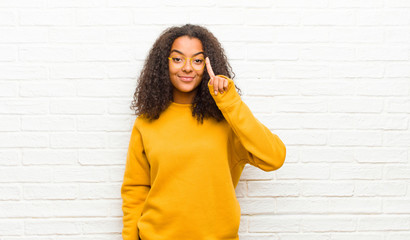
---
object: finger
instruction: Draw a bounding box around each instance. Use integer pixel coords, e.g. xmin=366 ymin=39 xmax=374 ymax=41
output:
xmin=205 ymin=57 xmax=216 ymax=78
xmin=223 ymin=79 xmax=228 ymax=91
xmin=218 ymin=77 xmax=224 ymax=93
xmin=213 ymin=76 xmax=219 ymax=96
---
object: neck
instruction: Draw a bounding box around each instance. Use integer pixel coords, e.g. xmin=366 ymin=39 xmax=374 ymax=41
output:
xmin=172 ymin=89 xmax=197 ymax=104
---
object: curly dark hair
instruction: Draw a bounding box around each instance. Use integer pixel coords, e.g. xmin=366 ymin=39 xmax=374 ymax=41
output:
xmin=130 ymin=24 xmax=241 ymax=123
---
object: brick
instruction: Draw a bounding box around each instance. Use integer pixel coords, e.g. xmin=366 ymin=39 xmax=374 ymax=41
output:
xmin=331 ymin=164 xmax=382 ymax=180
xmin=0 ymin=133 xmax=48 ymax=148
xmin=387 ymin=98 xmax=410 ymax=113
xmin=277 ymin=28 xmax=329 ymax=43
xmin=78 ymin=150 xmax=126 ymax=165
xmin=329 ymin=0 xmax=383 ymax=8
xmin=355 ymin=148 xmax=407 ymax=163
xmin=241 ymin=165 xmax=276 ymax=180
xmin=0 ymin=220 xmax=23 ymax=236
xmin=242 ymin=79 xmax=298 ymax=97
xmin=279 ymin=233 xmax=330 ymax=240
xmin=386 ymin=64 xmax=410 ymax=77
xmin=238 ymin=198 xmax=276 ymax=214
xmin=355 ymin=181 xmax=406 ymax=196
xmin=329 ymin=131 xmax=382 ymax=146
xmin=20 ymin=81 xmax=77 ymax=97
xmin=0 ymin=167 xmax=52 ymax=183
xmin=331 ymin=233 xmax=383 ymax=240
xmin=82 ymin=219 xmax=122 ymax=233
xmin=106 ymin=27 xmax=163 ymax=43
xmin=0 ymin=185 xmax=21 ymax=200
xmin=300 ymin=182 xmax=354 ymax=197
xmin=0 ymin=100 xmax=48 ymax=114
xmin=0 ymin=151 xmax=19 ymax=166
xmin=384 ymin=199 xmax=410 ymax=213
xmin=24 ymin=184 xmax=77 ymax=200
xmin=274 ymin=97 xmax=328 ymax=113
xmin=329 ymin=198 xmax=382 ymax=213
xmin=25 ymin=219 xmax=82 ymax=235
xmin=276 ymin=198 xmax=330 ymax=214
xmin=300 ymin=216 xmax=356 ymax=232
xmin=0 ymin=65 xmax=47 ymax=80
xmin=385 ymin=166 xmax=410 ymax=179
xmin=0 ymin=28 xmax=47 ymax=43
xmin=248 ymin=181 xmax=299 ymax=197
xmin=279 ymin=130 xmax=327 ymax=146
xmin=276 ymin=164 xmax=330 ymax=180
xmin=235 ymin=181 xmax=247 ymax=198
xmin=20 ymin=47 xmax=75 ymax=62
xmin=22 ymin=116 xmax=75 ymax=131
xmin=386 ymin=28 xmax=410 ymax=43
xmin=357 ymin=47 xmax=409 ymax=60
xmin=108 ymin=99 xmax=134 ymax=114
xmin=249 ymin=216 xmax=300 ymax=233
xmin=54 ymin=167 xmax=109 ymax=182
xmin=50 ymin=133 xmax=105 ymax=148
xmin=247 ymin=44 xmax=298 ymax=61
xmin=49 ymin=63 xmax=106 ymax=79
xmin=355 ymin=115 xmax=408 ymax=130
xmin=275 ymin=64 xmax=329 ymax=79
xmin=330 ymin=28 xmax=383 ymax=43
xmin=77 ymin=9 xmax=132 ymax=26
xmin=240 ymin=234 xmax=280 ymax=240
xmin=0 ymin=0 xmax=44 ymax=7
xmin=0 ymin=116 xmax=20 ymax=131
xmin=47 ymin=0 xmax=105 ymax=8
xmin=358 ymin=216 xmax=410 ymax=231
xmin=300 ymin=80 xmax=355 ymax=96
xmin=242 ymin=96 xmax=275 ymax=113
xmin=329 ymin=98 xmax=383 ymax=113
xmin=20 ymin=10 xmax=74 ymax=25
xmin=245 ymin=10 xmax=299 ymax=26
xmin=300 ymin=148 xmax=354 ymax=163
xmin=275 ymin=0 xmax=327 ymax=8
xmin=49 ymin=28 xmax=105 ymax=43
xmin=386 ymin=0 xmax=410 ymax=7
xmin=302 ymin=10 xmax=355 ymax=26
xmin=79 ymin=183 xmax=121 ymax=199
xmin=22 ymin=150 xmax=77 ymax=165
xmin=0 ymin=46 xmax=17 ymax=61
xmin=77 ymin=80 xmax=133 ymax=97
xmin=107 ymin=0 xmax=160 ymax=7
xmin=50 ymin=99 xmax=105 ymax=114
xmin=383 ymin=132 xmax=410 ymax=147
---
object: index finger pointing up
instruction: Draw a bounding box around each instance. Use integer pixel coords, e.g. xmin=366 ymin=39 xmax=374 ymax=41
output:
xmin=205 ymin=57 xmax=215 ymax=78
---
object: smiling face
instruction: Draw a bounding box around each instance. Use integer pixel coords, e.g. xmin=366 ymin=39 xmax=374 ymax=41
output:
xmin=168 ymin=36 xmax=205 ymax=104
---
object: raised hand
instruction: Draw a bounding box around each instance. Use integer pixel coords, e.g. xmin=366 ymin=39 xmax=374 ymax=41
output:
xmin=205 ymin=57 xmax=229 ymax=96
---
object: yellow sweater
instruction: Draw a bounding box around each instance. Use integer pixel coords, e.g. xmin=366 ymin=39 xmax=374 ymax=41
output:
xmin=121 ymin=76 xmax=286 ymax=240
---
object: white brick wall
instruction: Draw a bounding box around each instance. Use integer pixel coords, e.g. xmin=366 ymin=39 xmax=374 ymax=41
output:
xmin=0 ymin=0 xmax=409 ymax=239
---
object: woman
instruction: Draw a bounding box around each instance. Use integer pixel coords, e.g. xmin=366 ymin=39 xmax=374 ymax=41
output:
xmin=121 ymin=24 xmax=286 ymax=240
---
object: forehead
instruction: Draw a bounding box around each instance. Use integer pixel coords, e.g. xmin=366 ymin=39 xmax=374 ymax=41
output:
xmin=170 ymin=36 xmax=203 ymax=55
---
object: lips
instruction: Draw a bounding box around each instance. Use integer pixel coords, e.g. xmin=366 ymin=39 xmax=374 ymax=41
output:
xmin=178 ymin=76 xmax=194 ymax=82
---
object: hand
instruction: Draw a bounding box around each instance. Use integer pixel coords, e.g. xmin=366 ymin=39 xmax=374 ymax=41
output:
xmin=206 ymin=57 xmax=228 ymax=96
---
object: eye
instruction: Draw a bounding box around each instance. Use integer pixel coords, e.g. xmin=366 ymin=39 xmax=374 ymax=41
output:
xmin=172 ymin=57 xmax=183 ymax=63
xmin=193 ymin=58 xmax=204 ymax=65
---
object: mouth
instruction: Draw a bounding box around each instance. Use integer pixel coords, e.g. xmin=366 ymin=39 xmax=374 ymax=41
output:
xmin=178 ymin=76 xmax=195 ymax=82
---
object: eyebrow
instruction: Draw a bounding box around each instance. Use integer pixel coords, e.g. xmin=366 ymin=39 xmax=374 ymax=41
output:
xmin=170 ymin=49 xmax=205 ymax=57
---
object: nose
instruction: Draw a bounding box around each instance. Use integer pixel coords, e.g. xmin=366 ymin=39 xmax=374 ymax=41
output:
xmin=181 ymin=59 xmax=193 ymax=72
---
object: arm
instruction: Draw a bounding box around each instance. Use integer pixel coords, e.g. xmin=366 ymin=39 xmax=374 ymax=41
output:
xmin=208 ymin=75 xmax=286 ymax=171
xmin=121 ymin=118 xmax=150 ymax=240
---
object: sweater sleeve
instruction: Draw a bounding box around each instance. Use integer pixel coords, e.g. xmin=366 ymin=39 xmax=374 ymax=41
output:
xmin=121 ymin=118 xmax=151 ymax=240
xmin=208 ymin=75 xmax=286 ymax=171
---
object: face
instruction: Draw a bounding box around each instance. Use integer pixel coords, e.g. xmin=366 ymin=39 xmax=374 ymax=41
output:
xmin=168 ymin=36 xmax=205 ymax=104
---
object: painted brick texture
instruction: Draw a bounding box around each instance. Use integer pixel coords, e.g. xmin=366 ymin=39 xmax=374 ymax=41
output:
xmin=0 ymin=1 xmax=409 ymax=239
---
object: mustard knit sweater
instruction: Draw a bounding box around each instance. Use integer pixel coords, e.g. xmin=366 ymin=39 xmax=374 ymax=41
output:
xmin=121 ymin=76 xmax=286 ymax=240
